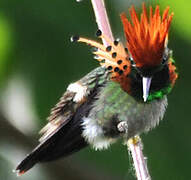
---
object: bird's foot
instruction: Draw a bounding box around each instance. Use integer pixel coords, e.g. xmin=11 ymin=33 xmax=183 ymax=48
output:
xmin=128 ymin=135 xmax=141 ymax=145
xmin=117 ymin=121 xmax=128 ymax=133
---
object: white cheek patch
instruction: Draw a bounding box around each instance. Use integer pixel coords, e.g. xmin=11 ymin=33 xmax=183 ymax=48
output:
xmin=82 ymin=117 xmax=113 ymax=150
xmin=67 ymin=82 xmax=87 ymax=102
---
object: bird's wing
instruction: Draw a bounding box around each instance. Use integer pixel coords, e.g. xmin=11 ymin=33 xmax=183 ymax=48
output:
xmin=15 ymin=67 xmax=109 ymax=175
xmin=39 ymin=66 xmax=108 ymax=143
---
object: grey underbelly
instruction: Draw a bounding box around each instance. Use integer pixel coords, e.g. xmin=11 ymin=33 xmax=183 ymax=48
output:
xmin=82 ymin=81 xmax=168 ymax=149
xmin=124 ymin=96 xmax=168 ymax=138
xmin=88 ymin=81 xmax=168 ymax=138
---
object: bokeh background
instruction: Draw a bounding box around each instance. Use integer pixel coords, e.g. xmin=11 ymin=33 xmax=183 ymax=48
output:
xmin=0 ymin=0 xmax=190 ymax=180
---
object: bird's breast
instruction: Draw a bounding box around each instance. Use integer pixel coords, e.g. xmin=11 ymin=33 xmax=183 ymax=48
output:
xmin=88 ymin=81 xmax=168 ymax=138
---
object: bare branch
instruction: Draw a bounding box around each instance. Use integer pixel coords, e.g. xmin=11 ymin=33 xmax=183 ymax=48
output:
xmin=90 ymin=0 xmax=151 ymax=179
xmin=91 ymin=0 xmax=114 ymax=45
xmin=127 ymin=136 xmax=151 ymax=180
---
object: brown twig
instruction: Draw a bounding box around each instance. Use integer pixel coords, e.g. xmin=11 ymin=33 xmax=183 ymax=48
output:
xmin=89 ymin=0 xmax=151 ymax=179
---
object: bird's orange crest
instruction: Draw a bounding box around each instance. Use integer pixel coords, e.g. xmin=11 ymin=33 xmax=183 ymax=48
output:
xmin=71 ymin=30 xmax=131 ymax=83
xmin=121 ymin=3 xmax=174 ymax=68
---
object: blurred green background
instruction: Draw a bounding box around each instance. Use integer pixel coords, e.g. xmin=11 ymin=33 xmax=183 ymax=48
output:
xmin=0 ymin=0 xmax=190 ymax=180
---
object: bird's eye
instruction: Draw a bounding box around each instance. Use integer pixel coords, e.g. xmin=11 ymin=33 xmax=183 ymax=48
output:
xmin=162 ymin=48 xmax=170 ymax=65
xmin=161 ymin=52 xmax=170 ymax=65
xmin=161 ymin=57 xmax=167 ymax=65
xmin=128 ymin=57 xmax=135 ymax=66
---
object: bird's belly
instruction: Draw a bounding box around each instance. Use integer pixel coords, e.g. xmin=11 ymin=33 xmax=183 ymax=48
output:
xmin=120 ymin=96 xmax=168 ymax=138
xmin=90 ymin=81 xmax=168 ymax=138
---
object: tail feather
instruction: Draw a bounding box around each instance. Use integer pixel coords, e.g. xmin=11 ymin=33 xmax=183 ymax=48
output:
xmin=15 ymin=115 xmax=87 ymax=175
xmin=15 ymin=78 xmax=101 ymax=175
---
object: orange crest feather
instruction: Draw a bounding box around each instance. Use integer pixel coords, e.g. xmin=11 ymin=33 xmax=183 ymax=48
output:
xmin=76 ymin=32 xmax=131 ymax=81
xmin=121 ymin=3 xmax=173 ymax=67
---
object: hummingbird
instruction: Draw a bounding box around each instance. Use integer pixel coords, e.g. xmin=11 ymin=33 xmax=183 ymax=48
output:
xmin=15 ymin=3 xmax=177 ymax=175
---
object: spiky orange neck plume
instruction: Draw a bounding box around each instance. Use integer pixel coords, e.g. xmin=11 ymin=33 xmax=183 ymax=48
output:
xmin=121 ymin=3 xmax=173 ymax=68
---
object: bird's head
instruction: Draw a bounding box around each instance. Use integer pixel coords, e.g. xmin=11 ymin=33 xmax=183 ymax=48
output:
xmin=72 ymin=3 xmax=178 ymax=102
xmin=120 ymin=3 xmax=178 ymax=102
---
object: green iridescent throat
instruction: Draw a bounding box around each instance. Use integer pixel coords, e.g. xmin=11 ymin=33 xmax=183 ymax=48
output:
xmin=147 ymin=85 xmax=172 ymax=102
